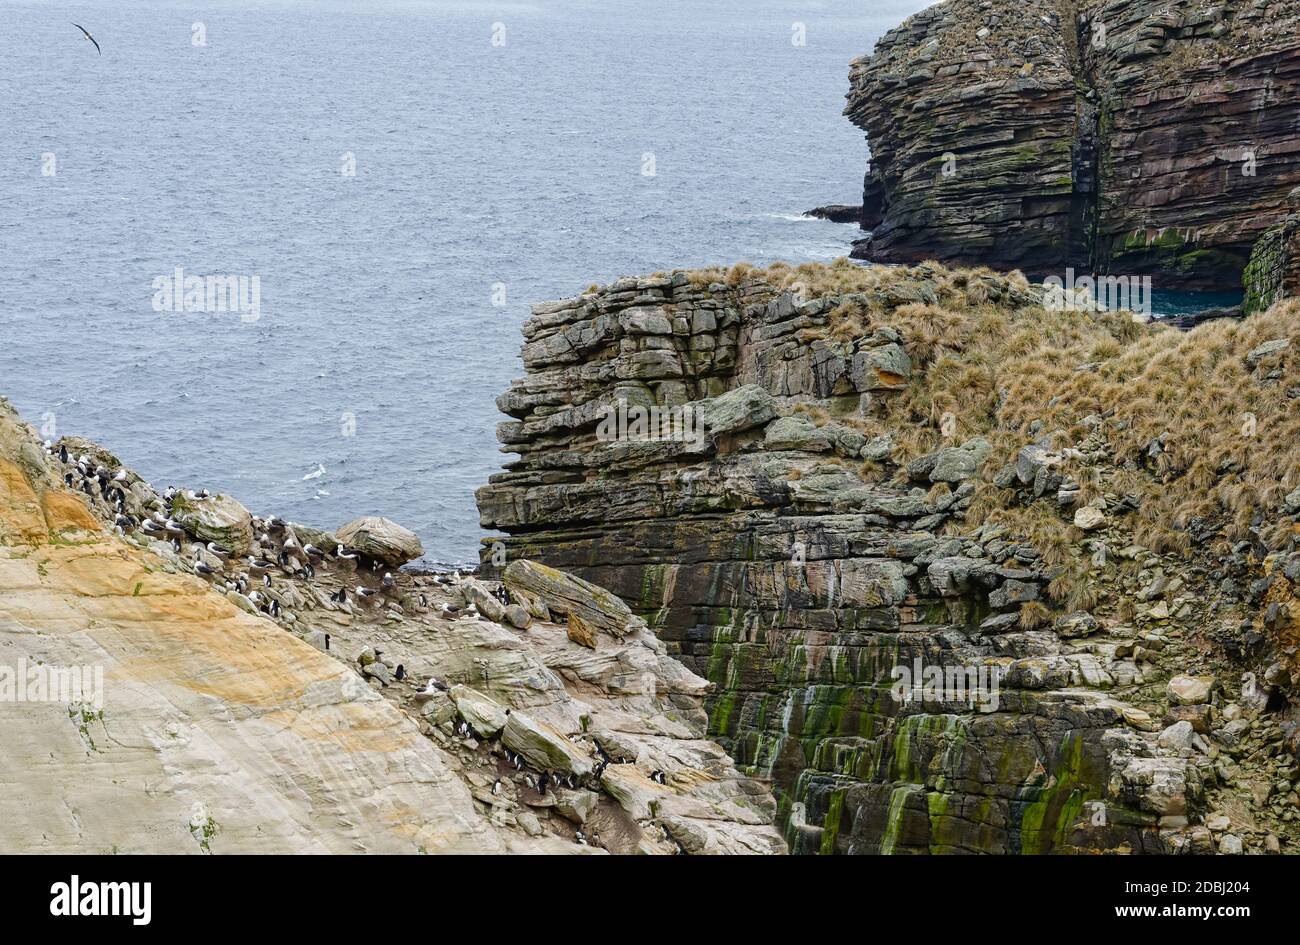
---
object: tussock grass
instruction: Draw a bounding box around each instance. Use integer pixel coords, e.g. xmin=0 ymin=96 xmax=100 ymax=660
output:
xmin=679 ymin=256 xmax=1300 ymax=559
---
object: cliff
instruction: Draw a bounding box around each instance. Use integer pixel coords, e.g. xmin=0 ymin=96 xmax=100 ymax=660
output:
xmin=0 ymin=399 xmax=782 ymax=855
xmin=479 ymin=259 xmax=1300 ymax=854
xmin=1243 ymin=189 xmax=1300 ymax=314
xmin=843 ymin=0 xmax=1300 ymax=288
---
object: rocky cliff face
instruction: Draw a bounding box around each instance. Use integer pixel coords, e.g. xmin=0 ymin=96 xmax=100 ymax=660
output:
xmin=0 ymin=399 xmax=781 ymax=855
xmin=479 ymin=259 xmax=1300 ymax=854
xmin=844 ymin=0 xmax=1300 ymax=288
xmin=1244 ymin=189 xmax=1300 ymax=314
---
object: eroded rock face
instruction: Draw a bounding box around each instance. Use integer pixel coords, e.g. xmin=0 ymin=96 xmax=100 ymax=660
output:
xmin=475 ymin=267 xmax=1261 ymax=854
xmin=0 ymin=398 xmax=782 ymax=855
xmin=1243 ymin=206 xmax=1300 ymax=314
xmin=843 ymin=0 xmax=1300 ymax=287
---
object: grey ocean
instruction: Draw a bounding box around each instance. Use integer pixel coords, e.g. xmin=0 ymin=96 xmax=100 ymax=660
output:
xmin=0 ymin=0 xmax=1229 ymax=564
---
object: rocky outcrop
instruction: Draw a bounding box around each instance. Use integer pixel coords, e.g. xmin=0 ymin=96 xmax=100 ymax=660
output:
xmin=336 ymin=516 xmax=424 ymax=567
xmin=0 ymin=398 xmax=781 ymax=855
xmin=479 ymin=260 xmax=1300 ymax=854
xmin=843 ymin=0 xmax=1300 ymax=288
xmin=1243 ymin=190 xmax=1300 ymax=314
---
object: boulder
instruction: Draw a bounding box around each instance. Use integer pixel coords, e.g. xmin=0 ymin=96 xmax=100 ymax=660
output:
xmin=928 ymin=438 xmax=991 ymax=483
xmin=1122 ymin=707 xmax=1157 ymax=731
xmin=1014 ymin=443 xmax=1062 ymax=486
xmin=1073 ymin=506 xmax=1105 ymax=531
xmin=989 ymin=578 xmax=1039 ymax=609
xmin=1054 ymin=612 xmax=1098 ymax=639
xmin=1245 ymin=338 xmax=1289 ymax=369
xmin=1165 ymin=704 xmax=1213 ymax=734
xmin=692 ymin=385 xmax=777 ymax=436
xmin=763 ymin=416 xmax=832 ymax=452
xmin=600 ymin=764 xmax=666 ymax=820
xmin=461 ymin=579 xmax=507 ymax=623
xmin=850 ymin=342 xmax=911 ymax=391
xmin=554 ymin=789 xmax=599 ymax=825
xmin=501 ymin=711 xmax=593 ymax=777
xmin=335 ymin=516 xmax=424 ymax=566
xmin=503 ymin=604 xmax=532 ymax=629
xmin=504 ymin=560 xmax=645 ymax=638
xmin=860 ymin=434 xmax=894 ymax=462
xmin=449 ymin=685 xmax=509 ymax=739
xmin=170 ymin=493 xmax=254 ymax=555
xmin=1167 ymin=674 xmax=1217 ymax=706
xmin=1157 ymin=720 xmax=1196 ymax=752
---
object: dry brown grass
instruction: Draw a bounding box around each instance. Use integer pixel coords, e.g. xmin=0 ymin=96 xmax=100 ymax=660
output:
xmin=671 ymin=256 xmax=1300 ymax=559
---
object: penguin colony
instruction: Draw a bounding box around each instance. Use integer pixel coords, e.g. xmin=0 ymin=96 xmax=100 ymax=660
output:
xmin=44 ymin=438 xmax=689 ymax=853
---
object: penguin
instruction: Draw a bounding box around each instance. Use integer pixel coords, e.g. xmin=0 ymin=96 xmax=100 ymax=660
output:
xmin=330 ymin=587 xmax=348 ymax=604
xmin=324 ymin=633 xmax=331 ymax=651
xmin=394 ymin=664 xmax=405 ymax=681
xmin=575 ymin=830 xmax=587 ymax=846
xmin=58 ymin=444 xmax=69 ymax=464
xmin=492 ymin=778 xmax=502 ymax=796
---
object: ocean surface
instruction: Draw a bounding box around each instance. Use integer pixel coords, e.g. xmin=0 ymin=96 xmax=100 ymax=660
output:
xmin=0 ymin=0 xmax=1236 ymax=565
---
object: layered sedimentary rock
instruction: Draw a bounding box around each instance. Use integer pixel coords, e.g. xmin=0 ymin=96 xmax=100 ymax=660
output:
xmin=479 ymin=261 xmax=1300 ymax=854
xmin=0 ymin=399 xmax=781 ymax=855
xmin=844 ymin=0 xmax=1300 ymax=288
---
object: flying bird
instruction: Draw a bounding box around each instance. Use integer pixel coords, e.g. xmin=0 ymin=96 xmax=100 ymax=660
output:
xmin=72 ymin=23 xmax=101 ymax=55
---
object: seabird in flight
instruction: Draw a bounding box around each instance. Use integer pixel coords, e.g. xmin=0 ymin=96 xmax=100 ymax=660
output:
xmin=73 ymin=23 xmax=100 ymax=55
